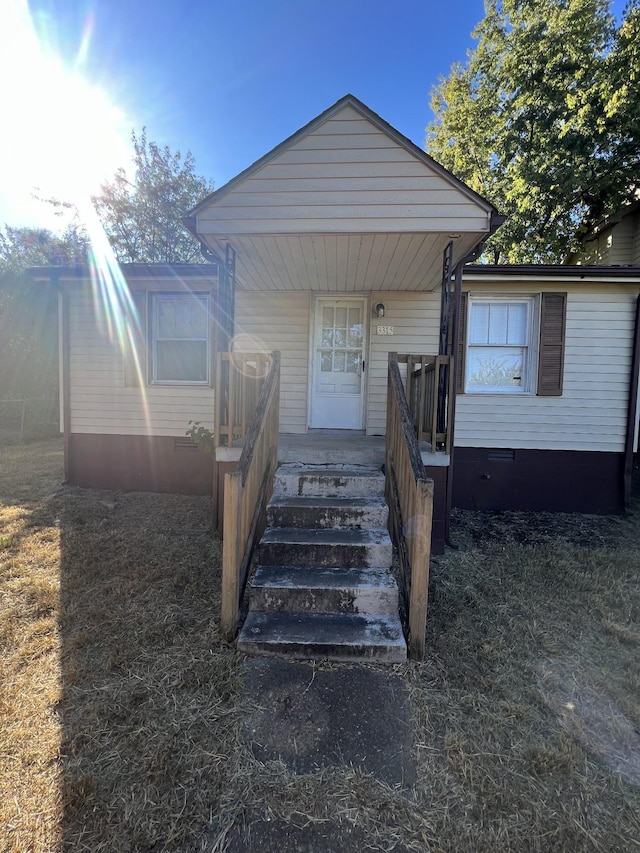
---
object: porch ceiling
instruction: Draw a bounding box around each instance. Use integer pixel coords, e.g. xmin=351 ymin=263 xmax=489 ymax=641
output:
xmin=200 ymin=231 xmax=485 ymax=293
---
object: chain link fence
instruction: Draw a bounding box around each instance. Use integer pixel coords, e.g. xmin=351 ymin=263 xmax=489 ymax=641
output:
xmin=0 ymin=396 xmax=60 ymax=444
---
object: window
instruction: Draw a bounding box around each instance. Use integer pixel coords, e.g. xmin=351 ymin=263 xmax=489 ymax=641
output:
xmin=152 ymin=293 xmax=210 ymax=384
xmin=320 ymin=304 xmax=363 ymax=374
xmin=457 ymin=292 xmax=567 ymax=397
xmin=466 ymin=296 xmax=537 ymax=393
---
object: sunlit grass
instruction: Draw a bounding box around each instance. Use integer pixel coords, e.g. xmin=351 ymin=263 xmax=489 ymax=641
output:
xmin=0 ymin=443 xmax=63 ymax=853
xmin=2 ymin=438 xmax=639 ymax=851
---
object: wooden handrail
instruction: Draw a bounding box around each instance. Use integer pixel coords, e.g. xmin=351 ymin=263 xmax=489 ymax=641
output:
xmin=385 ymin=352 xmax=434 ymax=660
xmin=401 ymin=354 xmax=454 ymax=453
xmin=220 ymin=352 xmax=280 ymax=641
xmin=215 ymin=352 xmax=273 ymax=448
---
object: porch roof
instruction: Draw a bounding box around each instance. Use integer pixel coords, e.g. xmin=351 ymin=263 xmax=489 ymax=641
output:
xmin=187 ymin=95 xmax=499 ymax=293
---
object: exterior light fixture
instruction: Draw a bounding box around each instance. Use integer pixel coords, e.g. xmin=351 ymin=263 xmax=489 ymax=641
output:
xmin=375 ymin=303 xmax=385 ymax=318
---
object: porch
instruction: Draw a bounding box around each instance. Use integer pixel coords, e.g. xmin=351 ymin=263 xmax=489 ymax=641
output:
xmin=215 ymin=350 xmax=451 ymax=660
xmin=218 ymin=430 xmax=450 ymax=468
xmin=214 ymin=430 xmax=449 ymax=558
xmin=212 ymin=351 xmax=454 ymax=554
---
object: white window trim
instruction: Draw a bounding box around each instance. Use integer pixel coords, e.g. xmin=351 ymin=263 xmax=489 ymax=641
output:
xmin=465 ymin=294 xmax=539 ymax=395
xmin=151 ymin=292 xmax=211 ymax=386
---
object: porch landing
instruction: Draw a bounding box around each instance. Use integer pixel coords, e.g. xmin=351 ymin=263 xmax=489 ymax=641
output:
xmin=217 ymin=432 xmax=450 ymax=468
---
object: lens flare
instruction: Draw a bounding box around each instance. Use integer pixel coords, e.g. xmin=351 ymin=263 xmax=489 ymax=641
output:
xmin=0 ymin=1 xmax=130 ymax=225
xmin=0 ymin=2 xmax=155 ymax=429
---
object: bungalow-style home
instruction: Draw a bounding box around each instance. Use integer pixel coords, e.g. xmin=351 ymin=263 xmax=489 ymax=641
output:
xmin=35 ymin=95 xmax=640 ymax=552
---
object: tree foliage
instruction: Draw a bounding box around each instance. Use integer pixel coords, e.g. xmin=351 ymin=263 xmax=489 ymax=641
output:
xmin=0 ymin=224 xmax=86 ymax=402
xmin=0 ymin=132 xmax=214 ymax=405
xmin=426 ymin=0 xmax=640 ymax=262
xmin=0 ymin=223 xmax=87 ymax=275
xmin=92 ymin=129 xmax=214 ymax=264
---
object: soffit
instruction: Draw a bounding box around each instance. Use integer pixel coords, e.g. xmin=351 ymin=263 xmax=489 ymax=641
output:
xmin=202 ymin=231 xmax=483 ymax=293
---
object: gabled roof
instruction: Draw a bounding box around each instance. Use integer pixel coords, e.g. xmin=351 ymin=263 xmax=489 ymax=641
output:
xmin=186 ymin=95 xmax=501 ymax=292
xmin=186 ymin=93 xmax=497 ymax=224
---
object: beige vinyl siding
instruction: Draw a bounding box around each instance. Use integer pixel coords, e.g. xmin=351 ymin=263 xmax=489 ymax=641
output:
xmin=68 ymin=289 xmax=215 ymax=436
xmin=633 ymin=210 xmax=640 ymax=266
xmin=198 ymin=106 xmax=489 ymax=235
xmin=234 ymin=291 xmax=310 ymax=434
xmin=455 ymin=288 xmax=637 ymax=452
xmin=574 ymin=211 xmax=640 ymax=266
xmin=574 ymin=231 xmax=613 ymax=264
xmin=609 ymin=215 xmax=635 ymax=265
xmin=366 ymin=292 xmax=441 ymax=435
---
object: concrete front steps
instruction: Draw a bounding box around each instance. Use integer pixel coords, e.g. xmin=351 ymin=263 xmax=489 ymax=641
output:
xmin=237 ymin=464 xmax=407 ymax=662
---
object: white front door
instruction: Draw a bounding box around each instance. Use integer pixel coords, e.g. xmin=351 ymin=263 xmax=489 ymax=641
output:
xmin=310 ymin=297 xmax=366 ymax=429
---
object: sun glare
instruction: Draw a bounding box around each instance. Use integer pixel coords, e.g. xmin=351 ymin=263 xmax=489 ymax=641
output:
xmin=0 ymin=1 xmax=152 ymax=427
xmin=0 ymin=0 xmax=131 ymax=225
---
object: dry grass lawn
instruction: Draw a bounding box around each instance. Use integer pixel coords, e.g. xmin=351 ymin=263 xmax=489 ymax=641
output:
xmin=1 ymin=437 xmax=639 ymax=852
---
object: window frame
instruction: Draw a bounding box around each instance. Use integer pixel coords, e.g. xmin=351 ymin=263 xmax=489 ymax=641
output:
xmin=150 ymin=291 xmax=211 ymax=386
xmin=464 ymin=294 xmax=540 ymax=395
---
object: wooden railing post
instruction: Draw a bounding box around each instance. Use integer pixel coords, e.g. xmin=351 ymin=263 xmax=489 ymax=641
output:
xmin=385 ymin=352 xmax=434 ymax=660
xmin=219 ymin=352 xmax=281 ymax=641
xmin=407 ymin=478 xmax=433 ymax=659
xmin=221 ymin=470 xmax=242 ymax=641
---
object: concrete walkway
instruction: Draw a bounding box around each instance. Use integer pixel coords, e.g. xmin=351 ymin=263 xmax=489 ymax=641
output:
xmin=222 ymin=658 xmax=415 ymax=853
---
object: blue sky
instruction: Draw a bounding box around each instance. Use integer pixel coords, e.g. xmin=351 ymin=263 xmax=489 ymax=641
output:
xmin=0 ymin=0 xmax=627 ymax=229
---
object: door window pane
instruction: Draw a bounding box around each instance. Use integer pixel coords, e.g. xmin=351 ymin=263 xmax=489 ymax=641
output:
xmin=348 ymin=307 xmax=361 ymax=326
xmin=333 ymin=351 xmax=346 ymax=372
xmin=347 ymin=324 xmax=362 ymax=347
xmin=346 ymin=351 xmax=360 ymax=373
xmin=321 ymin=351 xmax=333 ymax=372
xmin=321 ymin=328 xmax=334 ymax=347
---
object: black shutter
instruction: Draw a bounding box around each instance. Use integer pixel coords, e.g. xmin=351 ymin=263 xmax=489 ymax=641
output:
xmin=124 ymin=290 xmax=148 ymax=387
xmin=456 ymin=292 xmax=468 ymax=394
xmin=537 ymin=292 xmax=566 ymax=396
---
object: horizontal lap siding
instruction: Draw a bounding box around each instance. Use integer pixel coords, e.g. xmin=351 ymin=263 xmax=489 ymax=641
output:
xmin=235 ymin=291 xmax=310 ymax=433
xmin=633 ymin=211 xmax=640 ymax=266
xmin=455 ymin=289 xmax=637 ymax=452
xmin=69 ymin=292 xmax=215 ymax=436
xmin=366 ymin=292 xmax=441 ymax=435
xmin=578 ymin=215 xmax=639 ymax=266
xmin=609 ymin=216 xmax=635 ymax=265
xmin=198 ymin=107 xmax=488 ymax=234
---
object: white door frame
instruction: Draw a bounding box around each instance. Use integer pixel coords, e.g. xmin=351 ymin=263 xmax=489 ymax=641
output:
xmin=308 ymin=295 xmax=368 ymax=430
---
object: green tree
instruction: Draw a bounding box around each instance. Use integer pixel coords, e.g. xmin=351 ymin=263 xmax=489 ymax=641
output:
xmin=0 ymin=224 xmax=86 ymax=404
xmin=92 ymin=129 xmax=214 ymax=263
xmin=426 ymin=0 xmax=640 ymax=262
xmin=0 ymin=223 xmax=87 ymax=274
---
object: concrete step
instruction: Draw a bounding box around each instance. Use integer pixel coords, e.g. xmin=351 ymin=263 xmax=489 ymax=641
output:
xmin=260 ymin=526 xmax=393 ymax=569
xmin=237 ymin=611 xmax=407 ymax=662
xmin=273 ymin=463 xmax=385 ymax=499
xmin=249 ymin=565 xmax=399 ymax=615
xmin=266 ymin=495 xmax=388 ymax=530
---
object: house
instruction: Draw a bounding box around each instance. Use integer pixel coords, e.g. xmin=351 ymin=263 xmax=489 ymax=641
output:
xmin=567 ymin=199 xmax=640 ymax=266
xmin=35 ymin=96 xmax=640 ymax=558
